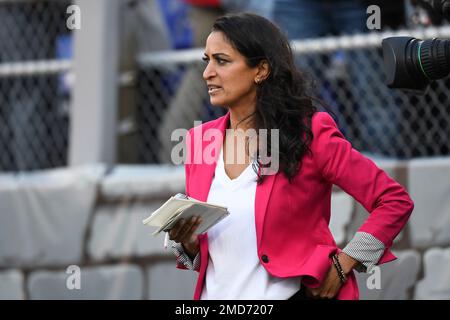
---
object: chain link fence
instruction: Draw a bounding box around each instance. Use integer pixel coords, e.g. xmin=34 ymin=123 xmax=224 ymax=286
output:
xmin=136 ymin=27 xmax=450 ymax=164
xmin=1 ymin=1 xmax=449 ymax=171
xmin=0 ymin=0 xmax=72 ymax=172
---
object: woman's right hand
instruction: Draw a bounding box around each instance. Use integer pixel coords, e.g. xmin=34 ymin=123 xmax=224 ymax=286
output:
xmin=168 ymin=216 xmax=202 ymax=259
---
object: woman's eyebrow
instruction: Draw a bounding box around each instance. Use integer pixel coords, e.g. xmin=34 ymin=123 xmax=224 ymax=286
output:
xmin=203 ymin=53 xmax=231 ymax=58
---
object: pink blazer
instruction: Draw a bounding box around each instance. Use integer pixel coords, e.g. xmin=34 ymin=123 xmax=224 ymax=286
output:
xmin=180 ymin=111 xmax=414 ymax=300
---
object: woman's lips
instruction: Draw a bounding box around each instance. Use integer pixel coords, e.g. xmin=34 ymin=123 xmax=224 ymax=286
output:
xmin=207 ymin=85 xmax=222 ymax=94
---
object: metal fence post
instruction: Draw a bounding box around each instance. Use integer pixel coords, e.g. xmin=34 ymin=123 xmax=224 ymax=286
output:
xmin=69 ymin=0 xmax=120 ymax=166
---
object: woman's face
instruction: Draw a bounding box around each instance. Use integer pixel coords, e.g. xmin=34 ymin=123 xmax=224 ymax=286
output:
xmin=203 ymin=31 xmax=259 ymax=109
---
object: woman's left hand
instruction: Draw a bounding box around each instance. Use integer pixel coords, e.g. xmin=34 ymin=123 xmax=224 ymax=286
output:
xmin=305 ymin=252 xmax=359 ymax=299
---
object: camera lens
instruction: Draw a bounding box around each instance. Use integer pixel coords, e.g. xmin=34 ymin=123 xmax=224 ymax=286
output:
xmin=382 ymin=36 xmax=450 ymax=90
xmin=419 ymin=38 xmax=450 ymax=79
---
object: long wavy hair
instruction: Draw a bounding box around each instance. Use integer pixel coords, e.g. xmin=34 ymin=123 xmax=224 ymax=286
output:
xmin=212 ymin=13 xmax=318 ymax=184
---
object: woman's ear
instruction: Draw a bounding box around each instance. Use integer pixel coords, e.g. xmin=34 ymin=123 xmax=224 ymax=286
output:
xmin=257 ymin=60 xmax=270 ymax=81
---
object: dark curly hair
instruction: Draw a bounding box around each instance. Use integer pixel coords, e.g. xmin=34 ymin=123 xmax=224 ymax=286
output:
xmin=212 ymin=13 xmax=318 ymax=184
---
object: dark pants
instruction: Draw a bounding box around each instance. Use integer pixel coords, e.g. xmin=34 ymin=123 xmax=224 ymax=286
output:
xmin=288 ymin=285 xmax=338 ymax=300
xmin=288 ymin=289 xmax=310 ymax=300
xmin=288 ymin=284 xmax=311 ymax=300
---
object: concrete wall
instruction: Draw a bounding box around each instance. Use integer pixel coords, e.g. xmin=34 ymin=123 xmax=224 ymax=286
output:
xmin=1 ymin=158 xmax=450 ymax=299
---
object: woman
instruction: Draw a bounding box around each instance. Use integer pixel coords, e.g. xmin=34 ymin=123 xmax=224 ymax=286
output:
xmin=168 ymin=13 xmax=414 ymax=300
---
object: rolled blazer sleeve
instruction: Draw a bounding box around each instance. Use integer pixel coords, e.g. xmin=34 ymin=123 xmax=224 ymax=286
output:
xmin=171 ymin=240 xmax=201 ymax=271
xmin=310 ymin=112 xmax=414 ymax=264
xmin=171 ymin=127 xmax=201 ymax=272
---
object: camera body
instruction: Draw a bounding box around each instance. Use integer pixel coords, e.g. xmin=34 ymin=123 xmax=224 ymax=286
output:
xmin=381 ymin=0 xmax=450 ymax=90
xmin=415 ymin=0 xmax=450 ymax=23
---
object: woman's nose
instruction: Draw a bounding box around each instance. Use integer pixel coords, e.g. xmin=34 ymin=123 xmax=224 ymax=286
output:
xmin=203 ymin=62 xmax=216 ymax=80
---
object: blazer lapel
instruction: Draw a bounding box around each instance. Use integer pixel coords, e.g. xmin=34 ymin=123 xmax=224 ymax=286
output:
xmin=193 ymin=111 xmax=230 ymax=202
xmin=255 ymin=170 xmax=277 ymax=247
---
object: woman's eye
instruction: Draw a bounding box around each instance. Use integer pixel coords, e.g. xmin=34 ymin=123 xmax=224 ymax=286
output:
xmin=216 ymin=58 xmax=226 ymax=65
xmin=202 ymin=56 xmax=227 ymax=65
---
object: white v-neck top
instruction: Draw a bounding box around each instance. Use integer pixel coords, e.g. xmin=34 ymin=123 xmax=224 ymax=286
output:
xmin=200 ymin=145 xmax=302 ymax=300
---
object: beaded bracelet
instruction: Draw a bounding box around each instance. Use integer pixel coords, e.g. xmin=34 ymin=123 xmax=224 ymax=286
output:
xmin=332 ymin=254 xmax=347 ymax=284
